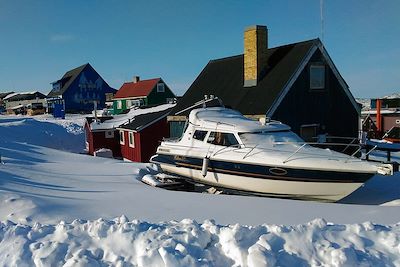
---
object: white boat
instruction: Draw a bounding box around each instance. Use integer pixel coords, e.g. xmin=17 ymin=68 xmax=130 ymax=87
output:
xmin=151 ymin=107 xmax=394 ymax=201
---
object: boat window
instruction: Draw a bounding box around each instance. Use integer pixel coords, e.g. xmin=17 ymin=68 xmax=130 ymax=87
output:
xmin=207 ymin=132 xmax=239 ymax=147
xmin=193 ymin=130 xmax=208 ymax=141
xmin=239 ymin=131 xmax=304 ymax=148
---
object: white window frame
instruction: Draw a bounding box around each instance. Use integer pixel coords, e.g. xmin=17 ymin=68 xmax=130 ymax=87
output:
xmin=117 ymin=100 xmax=122 ymax=109
xmin=310 ymin=65 xmax=325 ymax=90
xmin=126 ymin=100 xmax=132 ymax=108
xmin=119 ymin=130 xmax=125 ymax=145
xmin=128 ymin=132 xmax=135 ymax=148
xmin=105 ymin=131 xmax=114 ymax=139
xmin=157 ymin=83 xmax=165 ymax=93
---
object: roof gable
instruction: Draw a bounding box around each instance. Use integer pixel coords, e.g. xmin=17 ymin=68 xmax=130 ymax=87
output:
xmin=48 ymin=63 xmax=90 ymax=97
xmin=171 ymin=39 xmax=317 ymax=116
xmin=114 ymin=78 xmax=160 ymax=99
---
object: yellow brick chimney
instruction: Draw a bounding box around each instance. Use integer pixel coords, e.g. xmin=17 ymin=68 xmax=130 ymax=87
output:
xmin=244 ymin=25 xmax=268 ymax=87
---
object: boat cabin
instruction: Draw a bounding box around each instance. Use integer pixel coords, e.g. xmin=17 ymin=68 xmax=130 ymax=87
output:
xmin=179 ymin=107 xmax=301 ymax=150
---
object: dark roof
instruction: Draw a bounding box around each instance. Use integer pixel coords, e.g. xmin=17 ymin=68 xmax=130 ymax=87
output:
xmin=171 ymin=39 xmax=318 ymax=116
xmin=0 ymin=92 xmax=14 ymax=99
xmin=5 ymin=91 xmax=46 ymax=102
xmin=47 ymin=63 xmax=89 ymax=97
xmin=114 ymin=78 xmax=160 ymax=99
xmin=119 ymin=108 xmax=172 ymax=132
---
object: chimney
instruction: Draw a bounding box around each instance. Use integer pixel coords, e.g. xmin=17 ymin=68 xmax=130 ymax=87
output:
xmin=244 ymin=25 xmax=268 ymax=87
xmin=133 ymin=76 xmax=140 ymax=83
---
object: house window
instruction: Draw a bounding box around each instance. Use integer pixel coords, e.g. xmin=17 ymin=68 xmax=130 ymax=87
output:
xmin=129 ymin=132 xmax=135 ymax=148
xmin=157 ymin=83 xmax=165 ymax=93
xmin=310 ymin=65 xmax=325 ymax=89
xmin=119 ymin=130 xmax=125 ymax=145
xmin=105 ymin=131 xmax=114 ymax=139
xmin=126 ymin=100 xmax=132 ymax=108
xmin=166 ymin=98 xmax=175 ymax=104
xmin=117 ymin=100 xmax=122 ymax=109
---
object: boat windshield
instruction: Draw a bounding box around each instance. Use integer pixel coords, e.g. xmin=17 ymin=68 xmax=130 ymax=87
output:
xmin=239 ymin=131 xmax=304 ymax=148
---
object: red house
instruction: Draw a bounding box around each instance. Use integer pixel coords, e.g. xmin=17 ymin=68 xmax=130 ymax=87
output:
xmin=117 ymin=108 xmax=172 ymax=162
xmin=85 ymin=104 xmax=174 ymax=161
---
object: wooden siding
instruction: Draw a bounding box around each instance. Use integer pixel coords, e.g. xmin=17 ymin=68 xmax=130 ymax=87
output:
xmin=146 ymin=81 xmax=175 ymax=106
xmin=120 ymin=118 xmax=169 ymax=163
xmin=369 ymin=114 xmax=400 ymax=133
xmin=120 ymin=131 xmax=142 ymax=162
xmin=272 ymin=49 xmax=359 ymax=139
xmin=85 ymin=123 xmax=121 ymax=157
xmin=62 ymin=65 xmax=115 ymax=113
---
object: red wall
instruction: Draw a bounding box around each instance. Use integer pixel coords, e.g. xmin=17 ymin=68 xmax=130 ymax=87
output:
xmin=85 ymin=122 xmax=121 ymax=158
xmin=120 ymin=131 xmax=142 ymax=162
xmin=120 ymin=118 xmax=169 ymax=163
xmin=369 ymin=114 xmax=400 ymax=133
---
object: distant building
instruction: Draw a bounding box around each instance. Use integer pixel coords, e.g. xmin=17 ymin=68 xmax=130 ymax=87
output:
xmin=3 ymin=91 xmax=47 ymax=115
xmin=362 ymin=98 xmax=400 ymax=139
xmin=0 ymin=92 xmax=14 ymax=113
xmin=47 ymin=63 xmax=116 ymax=113
xmin=169 ymin=25 xmax=360 ymax=143
xmin=112 ymin=76 xmax=175 ymax=114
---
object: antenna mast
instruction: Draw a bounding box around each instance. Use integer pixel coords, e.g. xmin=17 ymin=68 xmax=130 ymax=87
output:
xmin=320 ymin=0 xmax=325 ymax=42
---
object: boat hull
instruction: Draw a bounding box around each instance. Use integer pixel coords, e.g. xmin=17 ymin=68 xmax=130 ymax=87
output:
xmin=151 ymin=154 xmax=374 ymax=202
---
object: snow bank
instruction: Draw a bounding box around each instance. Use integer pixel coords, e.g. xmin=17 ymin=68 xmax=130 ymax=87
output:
xmin=0 ymin=115 xmax=84 ymax=152
xmin=2 ymin=114 xmax=400 ymax=266
xmin=0 ymin=217 xmax=399 ymax=266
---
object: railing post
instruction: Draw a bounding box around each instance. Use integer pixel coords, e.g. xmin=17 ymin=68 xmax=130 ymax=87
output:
xmin=283 ymin=143 xmax=306 ymax=164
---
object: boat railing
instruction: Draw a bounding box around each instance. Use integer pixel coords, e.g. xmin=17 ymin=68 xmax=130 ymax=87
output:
xmin=242 ymin=141 xmax=363 ymax=163
xmin=213 ymin=143 xmax=242 ymax=156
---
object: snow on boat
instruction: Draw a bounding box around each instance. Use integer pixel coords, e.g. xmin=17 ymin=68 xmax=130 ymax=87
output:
xmin=151 ymin=107 xmax=394 ymax=202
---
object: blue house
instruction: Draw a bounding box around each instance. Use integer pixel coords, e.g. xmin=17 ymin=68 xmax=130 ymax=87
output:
xmin=47 ymin=63 xmax=116 ymax=113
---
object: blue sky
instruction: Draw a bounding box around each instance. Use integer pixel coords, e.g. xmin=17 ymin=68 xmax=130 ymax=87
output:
xmin=0 ymin=0 xmax=399 ymax=98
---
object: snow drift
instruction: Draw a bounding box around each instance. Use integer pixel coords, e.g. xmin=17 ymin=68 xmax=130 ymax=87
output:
xmin=1 ymin=114 xmax=400 ymax=266
xmin=1 ymin=217 xmax=399 ymax=267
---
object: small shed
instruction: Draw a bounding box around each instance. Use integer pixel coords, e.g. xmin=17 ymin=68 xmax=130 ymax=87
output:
xmin=117 ymin=108 xmax=171 ymax=163
xmin=85 ymin=104 xmax=174 ymax=160
xmin=84 ymin=116 xmax=119 ymax=157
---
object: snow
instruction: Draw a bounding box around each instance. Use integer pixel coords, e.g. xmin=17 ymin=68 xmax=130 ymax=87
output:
xmin=1 ymin=114 xmax=400 ymax=266
xmin=2 ymin=91 xmax=40 ymax=100
xmin=90 ymin=103 xmax=175 ymax=131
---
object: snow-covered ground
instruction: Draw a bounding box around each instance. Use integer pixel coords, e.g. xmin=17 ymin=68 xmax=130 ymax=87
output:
xmin=1 ymin=114 xmax=400 ymax=266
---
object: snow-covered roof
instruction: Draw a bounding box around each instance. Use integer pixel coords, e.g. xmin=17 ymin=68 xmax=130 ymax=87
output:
xmin=3 ymin=91 xmax=38 ymax=100
xmin=90 ymin=103 xmax=176 ymax=131
xmin=189 ymin=107 xmax=290 ymax=133
xmin=361 ymin=109 xmax=400 ymax=115
xmin=10 ymin=104 xmax=25 ymax=110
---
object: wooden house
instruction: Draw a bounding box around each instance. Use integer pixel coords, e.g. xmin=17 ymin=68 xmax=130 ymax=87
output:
xmin=48 ymin=63 xmax=116 ymax=113
xmin=169 ymin=25 xmax=360 ymax=143
xmin=112 ymin=77 xmax=175 ymax=114
xmin=85 ymin=104 xmax=174 ymax=161
xmin=117 ymin=108 xmax=171 ymax=162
